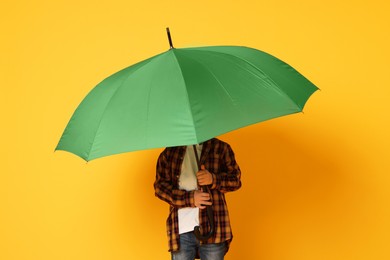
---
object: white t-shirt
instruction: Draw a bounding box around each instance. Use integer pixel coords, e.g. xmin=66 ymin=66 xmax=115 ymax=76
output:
xmin=178 ymin=144 xmax=202 ymax=234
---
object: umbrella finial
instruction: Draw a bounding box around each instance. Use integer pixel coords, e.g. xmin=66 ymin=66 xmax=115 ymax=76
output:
xmin=166 ymin=27 xmax=174 ymax=49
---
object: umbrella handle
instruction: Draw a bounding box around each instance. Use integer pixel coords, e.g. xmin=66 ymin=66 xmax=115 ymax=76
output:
xmin=192 ymin=145 xmax=215 ymax=241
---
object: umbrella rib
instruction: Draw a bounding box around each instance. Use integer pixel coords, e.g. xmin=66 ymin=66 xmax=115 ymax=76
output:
xmin=86 ymin=55 xmax=161 ymax=161
xmin=184 ymin=47 xmax=304 ymax=111
xmin=170 ymin=50 xmax=199 ymax=143
xmin=178 ymin=50 xmax=239 ymax=107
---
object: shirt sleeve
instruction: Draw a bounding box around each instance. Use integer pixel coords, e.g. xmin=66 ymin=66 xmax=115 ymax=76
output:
xmin=154 ymin=151 xmax=195 ymax=208
xmin=211 ymin=144 xmax=242 ymax=193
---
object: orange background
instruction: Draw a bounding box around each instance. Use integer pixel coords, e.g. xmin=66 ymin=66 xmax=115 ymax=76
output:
xmin=1 ymin=0 xmax=389 ymax=259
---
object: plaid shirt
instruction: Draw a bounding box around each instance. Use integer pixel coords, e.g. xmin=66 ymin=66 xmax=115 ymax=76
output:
xmin=154 ymin=138 xmax=241 ymax=252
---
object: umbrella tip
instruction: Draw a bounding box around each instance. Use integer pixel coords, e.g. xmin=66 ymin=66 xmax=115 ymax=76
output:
xmin=166 ymin=27 xmax=174 ymax=49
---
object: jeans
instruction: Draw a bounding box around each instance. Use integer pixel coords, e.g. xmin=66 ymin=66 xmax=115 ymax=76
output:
xmin=171 ymin=232 xmax=227 ymax=260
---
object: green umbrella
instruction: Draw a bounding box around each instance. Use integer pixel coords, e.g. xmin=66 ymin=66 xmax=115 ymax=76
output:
xmin=56 ymin=29 xmax=318 ymax=162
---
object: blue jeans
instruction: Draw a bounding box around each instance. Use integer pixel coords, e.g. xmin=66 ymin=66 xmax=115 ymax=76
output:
xmin=171 ymin=232 xmax=227 ymax=260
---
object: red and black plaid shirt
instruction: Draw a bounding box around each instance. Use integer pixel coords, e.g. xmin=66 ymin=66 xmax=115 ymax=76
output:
xmin=154 ymin=138 xmax=241 ymax=252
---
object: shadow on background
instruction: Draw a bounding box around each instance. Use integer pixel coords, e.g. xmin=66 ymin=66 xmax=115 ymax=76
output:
xmin=225 ymin=122 xmax=349 ymax=260
xmin=118 ymin=120 xmax=352 ymax=259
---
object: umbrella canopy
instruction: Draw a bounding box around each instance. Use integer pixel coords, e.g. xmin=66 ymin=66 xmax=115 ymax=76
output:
xmin=56 ymin=41 xmax=318 ymax=161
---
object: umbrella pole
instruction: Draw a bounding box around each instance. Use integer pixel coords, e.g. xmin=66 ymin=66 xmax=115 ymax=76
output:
xmin=192 ymin=145 xmax=215 ymax=242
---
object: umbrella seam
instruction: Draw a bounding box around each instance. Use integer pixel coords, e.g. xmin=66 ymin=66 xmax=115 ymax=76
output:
xmin=86 ymin=54 xmax=165 ymax=161
xmin=176 ymin=50 xmax=242 ymax=116
xmin=182 ymin=47 xmax=304 ymax=111
xmin=170 ymin=50 xmax=199 ymax=144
